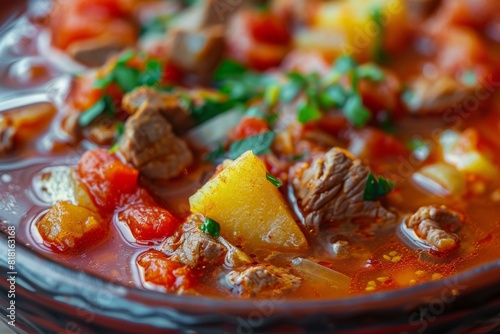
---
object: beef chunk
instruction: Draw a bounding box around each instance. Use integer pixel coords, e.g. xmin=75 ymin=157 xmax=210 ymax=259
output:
xmin=158 ymin=214 xmax=226 ymax=267
xmin=405 ymin=0 xmax=442 ymax=19
xmin=406 ymin=205 xmax=462 ymax=253
xmin=166 ymin=24 xmax=225 ymax=79
xmin=403 ymin=75 xmax=477 ymax=115
xmin=225 ymin=265 xmax=301 ymax=298
xmin=118 ymin=100 xmax=193 ymax=180
xmin=122 ymin=87 xmax=194 ymax=135
xmin=292 ymin=147 xmax=395 ymax=233
xmin=164 ymin=0 xmax=226 ymax=79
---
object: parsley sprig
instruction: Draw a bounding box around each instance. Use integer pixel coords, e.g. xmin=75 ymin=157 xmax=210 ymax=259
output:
xmin=78 ymin=51 xmax=164 ymax=128
xmin=363 ymin=173 xmax=395 ymax=201
xmin=200 ymin=217 xmax=221 ymax=238
xmin=213 ymin=57 xmax=384 ymax=128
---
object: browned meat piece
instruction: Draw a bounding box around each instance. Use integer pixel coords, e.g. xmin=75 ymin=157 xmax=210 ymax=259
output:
xmin=292 ymin=147 xmax=396 ymax=233
xmin=122 ymin=87 xmax=194 ymax=135
xmin=68 ymin=39 xmax=128 ymax=67
xmin=166 ymin=25 xmax=225 ymax=79
xmin=405 ymin=0 xmax=442 ymax=19
xmin=406 ymin=205 xmax=462 ymax=253
xmin=225 ymin=265 xmax=301 ymax=298
xmin=160 ymin=0 xmax=234 ymax=79
xmin=271 ymin=0 xmax=320 ymax=23
xmin=118 ymin=100 xmax=193 ymax=180
xmin=404 ymin=75 xmax=477 ymax=115
xmin=158 ymin=214 xmax=226 ymax=267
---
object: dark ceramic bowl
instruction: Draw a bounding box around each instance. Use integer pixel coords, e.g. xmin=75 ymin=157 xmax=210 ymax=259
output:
xmin=0 ymin=2 xmax=500 ymax=334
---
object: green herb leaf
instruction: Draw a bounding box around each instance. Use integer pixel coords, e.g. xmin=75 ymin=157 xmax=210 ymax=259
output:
xmin=266 ymin=173 xmax=282 ymax=188
xmin=357 ymin=64 xmax=385 ymax=82
xmin=297 ymin=100 xmax=322 ymax=124
xmin=342 ymin=95 xmax=371 ymax=127
xmin=191 ymin=98 xmax=243 ymax=125
xmin=281 ymin=72 xmax=308 ymax=103
xmin=116 ymin=50 xmax=135 ymax=65
xmin=204 ymin=144 xmax=226 ymax=163
xmin=229 ymin=131 xmax=275 ymax=159
xmin=199 ymin=217 xmax=221 ymax=238
xmin=319 ymin=84 xmax=347 ymax=108
xmin=78 ymin=98 xmax=106 ymax=127
xmin=333 ymin=55 xmax=357 ymax=75
xmin=363 ymin=173 xmax=395 ymax=201
xmin=140 ymin=60 xmax=163 ymax=86
xmin=372 ymin=8 xmax=388 ymax=64
xmin=93 ymin=74 xmax=114 ymax=89
xmin=280 ymin=81 xmax=303 ymax=103
xmin=245 ymin=106 xmax=265 ymax=119
xmin=291 ymin=151 xmax=308 ymax=161
xmin=214 ymin=60 xmax=248 ymax=81
xmin=113 ymin=65 xmax=140 ymax=93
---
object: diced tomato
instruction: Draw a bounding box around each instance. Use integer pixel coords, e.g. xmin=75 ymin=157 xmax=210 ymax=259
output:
xmin=50 ymin=0 xmax=137 ymax=50
xmin=77 ymin=149 xmax=139 ymax=212
xmin=161 ymin=62 xmax=184 ymax=85
xmin=317 ymin=113 xmax=349 ymax=137
xmin=71 ymin=75 xmax=102 ymax=111
xmin=358 ymin=70 xmax=403 ymax=119
xmin=247 ymin=11 xmax=291 ymax=46
xmin=137 ymin=250 xmax=194 ymax=291
xmin=119 ymin=204 xmax=180 ymax=243
xmin=226 ymin=10 xmax=290 ymax=71
xmin=229 ymin=117 xmax=270 ymax=142
xmin=248 ymin=43 xmax=290 ymax=71
xmin=348 ymin=128 xmax=408 ymax=161
xmin=76 ymin=0 xmax=136 ymax=19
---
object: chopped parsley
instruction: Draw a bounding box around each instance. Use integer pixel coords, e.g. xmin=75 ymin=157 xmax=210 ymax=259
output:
xmin=80 ymin=52 xmax=165 ymax=128
xmin=372 ymin=8 xmax=388 ymax=64
xmin=200 ymin=217 xmax=221 ymax=238
xmin=357 ymin=63 xmax=385 ymax=82
xmin=297 ymin=100 xmax=322 ymax=124
xmin=266 ymin=173 xmax=282 ymax=188
xmin=229 ymin=131 xmax=275 ymax=159
xmin=363 ymin=173 xmax=395 ymax=201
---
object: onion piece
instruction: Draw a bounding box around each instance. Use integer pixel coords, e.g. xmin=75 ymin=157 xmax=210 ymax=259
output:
xmin=186 ymin=109 xmax=243 ymax=148
xmin=412 ymin=163 xmax=465 ymax=197
xmin=292 ymin=257 xmax=350 ymax=292
xmin=37 ymin=29 xmax=87 ymax=74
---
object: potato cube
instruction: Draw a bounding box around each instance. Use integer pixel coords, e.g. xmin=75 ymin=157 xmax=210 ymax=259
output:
xmin=189 ymin=151 xmax=307 ymax=254
xmin=37 ymin=201 xmax=106 ymax=252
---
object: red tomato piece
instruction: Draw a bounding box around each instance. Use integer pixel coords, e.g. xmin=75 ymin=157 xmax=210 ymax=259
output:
xmin=161 ymin=62 xmax=184 ymax=85
xmin=229 ymin=117 xmax=269 ymax=142
xmin=77 ymin=149 xmax=139 ymax=212
xmin=247 ymin=12 xmax=291 ymax=45
xmin=137 ymin=250 xmax=194 ymax=291
xmin=348 ymin=128 xmax=408 ymax=161
xmin=119 ymin=204 xmax=180 ymax=243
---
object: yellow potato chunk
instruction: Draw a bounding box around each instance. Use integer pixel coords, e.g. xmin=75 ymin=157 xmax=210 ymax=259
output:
xmin=189 ymin=151 xmax=307 ymax=254
xmin=297 ymin=0 xmax=407 ymax=62
xmin=37 ymin=201 xmax=107 ymax=253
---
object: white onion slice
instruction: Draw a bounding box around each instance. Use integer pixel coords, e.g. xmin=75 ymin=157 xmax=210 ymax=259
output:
xmin=186 ymin=109 xmax=243 ymax=148
xmin=292 ymin=257 xmax=350 ymax=291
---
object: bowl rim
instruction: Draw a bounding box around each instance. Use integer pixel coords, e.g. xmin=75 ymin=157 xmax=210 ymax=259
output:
xmin=3 ymin=230 xmax=500 ymax=314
